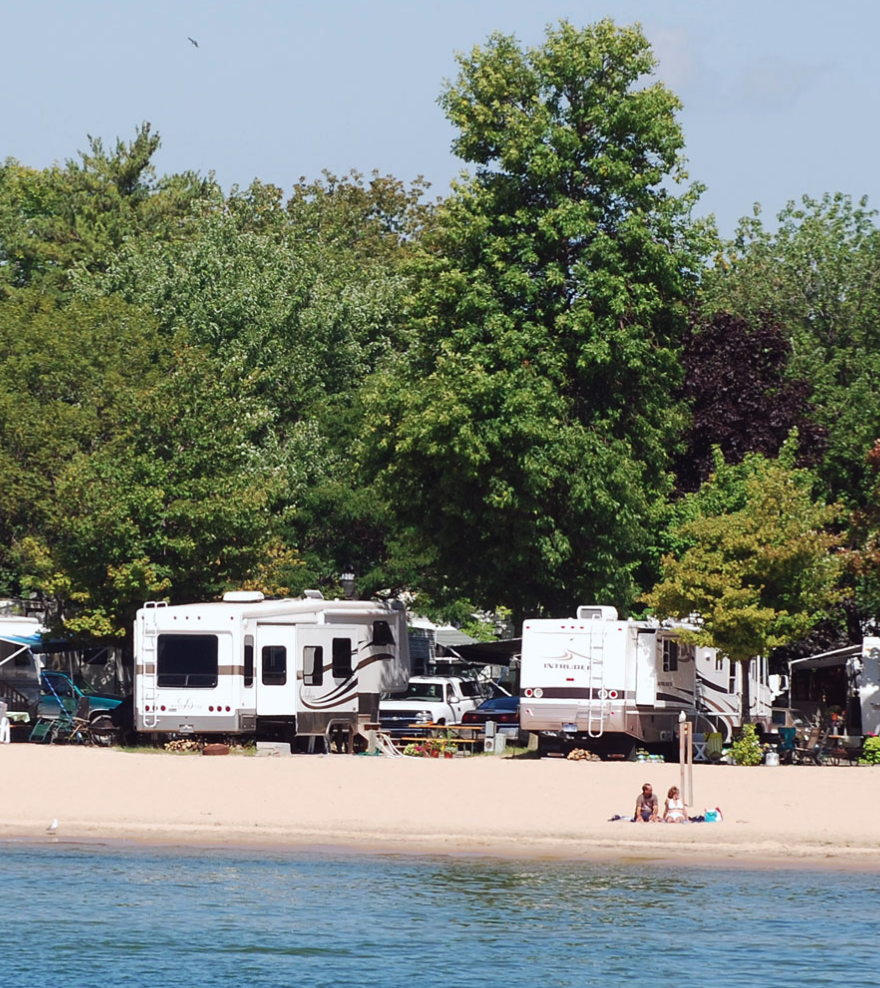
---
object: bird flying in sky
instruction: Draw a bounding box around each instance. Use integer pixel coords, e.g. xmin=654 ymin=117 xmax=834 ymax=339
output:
xmin=187 ymin=37 xmax=199 ymax=48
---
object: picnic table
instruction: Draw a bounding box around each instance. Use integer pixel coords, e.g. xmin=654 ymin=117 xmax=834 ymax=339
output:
xmin=398 ymin=722 xmax=486 ymax=754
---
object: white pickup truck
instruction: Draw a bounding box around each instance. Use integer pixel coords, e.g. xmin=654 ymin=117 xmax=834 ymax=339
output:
xmin=379 ymin=676 xmax=491 ymax=734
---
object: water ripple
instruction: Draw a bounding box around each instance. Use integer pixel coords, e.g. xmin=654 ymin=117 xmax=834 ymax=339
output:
xmin=2 ymin=843 xmax=877 ymax=988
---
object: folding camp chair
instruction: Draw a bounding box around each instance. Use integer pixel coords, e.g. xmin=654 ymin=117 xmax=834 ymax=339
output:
xmin=794 ymin=725 xmax=825 ymax=765
xmin=777 ymin=727 xmax=797 ymax=764
xmin=706 ymin=732 xmax=724 ymax=762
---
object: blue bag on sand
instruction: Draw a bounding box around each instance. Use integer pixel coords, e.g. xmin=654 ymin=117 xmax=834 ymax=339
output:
xmin=704 ymin=809 xmax=718 ymax=822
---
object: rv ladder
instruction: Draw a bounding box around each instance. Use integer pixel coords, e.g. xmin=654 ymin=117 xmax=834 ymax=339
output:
xmin=586 ymin=616 xmax=606 ymax=738
xmin=140 ymin=602 xmax=166 ymax=729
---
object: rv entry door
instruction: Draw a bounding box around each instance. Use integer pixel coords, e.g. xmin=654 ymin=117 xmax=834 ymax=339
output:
xmin=256 ymin=624 xmax=297 ymax=717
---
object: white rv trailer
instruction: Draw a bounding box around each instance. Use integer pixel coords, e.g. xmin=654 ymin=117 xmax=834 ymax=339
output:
xmin=519 ymin=606 xmax=772 ymax=753
xmin=789 ymin=637 xmax=880 ymax=736
xmin=133 ymin=591 xmax=409 ymax=744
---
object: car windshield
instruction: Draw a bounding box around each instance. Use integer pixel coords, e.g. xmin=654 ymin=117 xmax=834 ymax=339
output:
xmin=382 ymin=683 xmax=443 ymax=702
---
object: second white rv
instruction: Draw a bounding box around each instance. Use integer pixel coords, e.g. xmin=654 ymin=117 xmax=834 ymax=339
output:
xmin=519 ymin=605 xmax=772 ymax=754
xmin=133 ymin=591 xmax=409 ymax=747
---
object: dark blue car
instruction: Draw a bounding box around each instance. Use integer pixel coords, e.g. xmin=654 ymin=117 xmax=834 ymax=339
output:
xmin=461 ymin=694 xmax=527 ymax=744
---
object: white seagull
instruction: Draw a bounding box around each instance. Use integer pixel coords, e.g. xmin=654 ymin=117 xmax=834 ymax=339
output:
xmin=46 ymin=818 xmax=58 ymax=835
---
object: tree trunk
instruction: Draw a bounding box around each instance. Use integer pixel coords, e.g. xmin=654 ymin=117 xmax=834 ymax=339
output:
xmin=740 ymin=656 xmax=752 ymax=727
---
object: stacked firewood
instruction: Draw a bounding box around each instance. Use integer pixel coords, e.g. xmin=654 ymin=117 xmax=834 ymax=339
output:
xmin=566 ymin=748 xmax=602 ymax=761
xmin=164 ymin=738 xmax=203 ymax=753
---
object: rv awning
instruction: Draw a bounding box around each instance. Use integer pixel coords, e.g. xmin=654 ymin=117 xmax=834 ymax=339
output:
xmin=790 ymin=645 xmax=860 ymax=671
xmin=0 ymin=632 xmax=45 ymax=650
xmin=444 ymin=638 xmax=521 ymax=666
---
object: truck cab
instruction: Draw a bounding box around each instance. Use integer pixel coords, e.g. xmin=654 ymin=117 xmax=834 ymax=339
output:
xmin=379 ymin=676 xmax=490 ymax=735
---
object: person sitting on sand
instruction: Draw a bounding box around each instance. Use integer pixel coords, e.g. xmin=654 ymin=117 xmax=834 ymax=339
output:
xmin=634 ymin=783 xmax=659 ymax=823
xmin=662 ymin=786 xmax=688 ymax=824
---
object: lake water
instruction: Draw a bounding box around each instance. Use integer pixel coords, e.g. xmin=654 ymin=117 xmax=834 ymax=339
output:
xmin=4 ymin=841 xmax=877 ymax=987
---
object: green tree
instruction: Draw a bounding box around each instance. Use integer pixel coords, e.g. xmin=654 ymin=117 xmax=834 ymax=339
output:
xmin=643 ymin=445 xmax=846 ymax=724
xmin=15 ymin=344 xmax=304 ymax=637
xmin=0 ymin=123 xmax=212 ymax=296
xmin=78 ymin=172 xmax=426 ymax=603
xmin=362 ymin=19 xmax=713 ymax=620
xmin=0 ymin=291 xmax=166 ymax=595
xmin=701 ymin=194 xmax=880 ymax=509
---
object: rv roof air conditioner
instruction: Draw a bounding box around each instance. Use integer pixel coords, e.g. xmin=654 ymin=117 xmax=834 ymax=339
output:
xmin=576 ymin=605 xmax=618 ymax=621
xmin=223 ymin=591 xmax=265 ymax=603
xmin=303 ymin=589 xmax=325 ymax=599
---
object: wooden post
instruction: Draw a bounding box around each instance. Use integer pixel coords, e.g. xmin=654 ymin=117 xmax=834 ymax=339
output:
xmin=679 ymin=711 xmax=693 ymax=808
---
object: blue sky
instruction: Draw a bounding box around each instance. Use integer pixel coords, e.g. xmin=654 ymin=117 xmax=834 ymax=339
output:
xmin=3 ymin=0 xmax=878 ymax=237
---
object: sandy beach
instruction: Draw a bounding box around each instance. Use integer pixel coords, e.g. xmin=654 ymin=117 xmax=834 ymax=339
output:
xmin=2 ymin=746 xmax=878 ymax=868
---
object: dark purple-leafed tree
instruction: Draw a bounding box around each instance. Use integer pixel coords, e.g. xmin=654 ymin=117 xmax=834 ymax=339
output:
xmin=674 ymin=312 xmax=825 ymax=493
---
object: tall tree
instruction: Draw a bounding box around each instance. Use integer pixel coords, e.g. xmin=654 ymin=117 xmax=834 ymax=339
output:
xmin=643 ymin=444 xmax=846 ymax=724
xmin=78 ymin=172 xmax=425 ymax=603
xmin=361 ymin=19 xmax=713 ymax=619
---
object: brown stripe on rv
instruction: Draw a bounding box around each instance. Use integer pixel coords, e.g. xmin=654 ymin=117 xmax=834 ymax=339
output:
xmin=135 ymin=665 xmax=243 ymax=676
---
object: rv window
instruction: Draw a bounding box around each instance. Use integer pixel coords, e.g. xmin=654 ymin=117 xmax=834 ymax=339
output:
xmin=157 ymin=635 xmax=218 ymax=688
xmin=244 ymin=636 xmax=254 ymax=688
xmin=262 ymin=646 xmax=287 ymax=686
xmin=662 ymin=640 xmax=679 ymax=673
xmin=371 ymin=620 xmax=395 ymax=646
xmin=332 ymin=638 xmax=353 ymax=679
xmin=304 ymin=646 xmax=323 ymax=686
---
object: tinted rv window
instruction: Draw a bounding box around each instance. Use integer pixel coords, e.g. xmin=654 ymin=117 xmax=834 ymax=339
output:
xmin=662 ymin=640 xmax=679 ymax=673
xmin=244 ymin=635 xmax=254 ymax=688
xmin=303 ymin=646 xmax=323 ymax=686
xmin=332 ymin=638 xmax=353 ymax=678
xmin=371 ymin=620 xmax=395 ymax=646
xmin=157 ymin=635 xmax=218 ymax=688
xmin=262 ymin=646 xmax=287 ymax=686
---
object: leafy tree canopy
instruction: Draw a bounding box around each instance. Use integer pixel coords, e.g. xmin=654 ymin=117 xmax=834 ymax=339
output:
xmin=643 ymin=441 xmax=846 ymax=720
xmin=361 ymin=19 xmax=714 ymax=619
xmin=14 ymin=343 xmax=307 ymax=638
xmin=701 ymin=193 xmax=880 ymax=507
xmin=674 ymin=311 xmax=824 ymax=493
xmin=0 ymin=123 xmax=213 ymax=296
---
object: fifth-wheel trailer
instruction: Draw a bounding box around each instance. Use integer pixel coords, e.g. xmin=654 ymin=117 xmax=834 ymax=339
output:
xmin=133 ymin=591 xmax=409 ymax=747
xmin=519 ymin=605 xmax=772 ymax=754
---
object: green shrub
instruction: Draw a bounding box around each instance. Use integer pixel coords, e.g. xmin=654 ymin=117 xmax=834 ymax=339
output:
xmin=731 ymin=723 xmax=763 ymax=766
xmin=859 ymin=736 xmax=880 ymax=766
